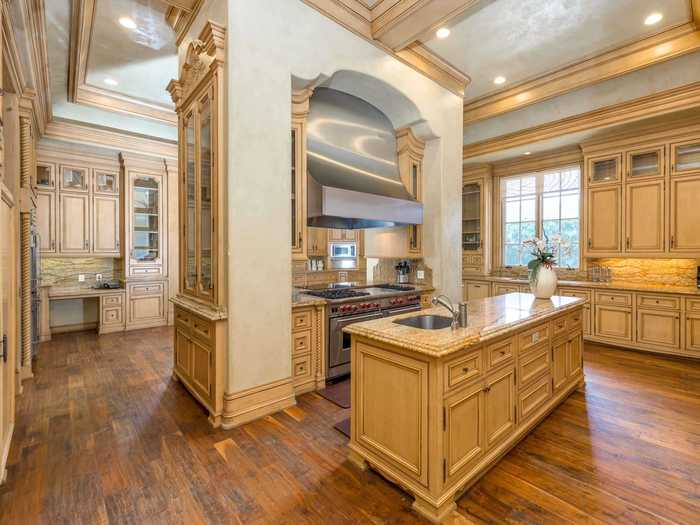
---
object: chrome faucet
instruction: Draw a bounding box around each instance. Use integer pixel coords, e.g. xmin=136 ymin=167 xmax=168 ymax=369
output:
xmin=432 ymin=295 xmax=459 ymax=329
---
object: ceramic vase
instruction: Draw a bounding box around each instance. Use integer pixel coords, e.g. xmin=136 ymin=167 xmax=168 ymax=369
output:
xmin=530 ymin=266 xmax=557 ymax=299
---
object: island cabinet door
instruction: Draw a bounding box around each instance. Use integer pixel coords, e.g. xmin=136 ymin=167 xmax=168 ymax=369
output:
xmin=443 ymin=382 xmax=485 ymax=485
xmin=566 ymin=334 xmax=583 ymax=379
xmin=484 ymin=367 xmax=516 ymax=450
xmin=552 ymin=338 xmax=568 ymax=391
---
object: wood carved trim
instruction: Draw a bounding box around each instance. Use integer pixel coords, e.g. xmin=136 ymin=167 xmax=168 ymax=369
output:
xmin=463 ymin=24 xmax=700 ymax=123
xmin=168 ymin=21 xmax=226 ymax=109
xmin=164 ymin=0 xmax=206 ymax=46
xmin=463 ymin=80 xmax=700 ymax=160
xmin=396 ymin=43 xmax=469 ymax=96
xmin=68 ymin=0 xmax=176 ymax=125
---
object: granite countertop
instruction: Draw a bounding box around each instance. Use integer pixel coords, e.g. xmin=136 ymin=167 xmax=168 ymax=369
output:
xmin=48 ymin=285 xmax=126 ymax=298
xmin=344 ymin=293 xmax=584 ymax=357
xmin=478 ymin=275 xmax=700 ymax=296
xmin=292 ymin=283 xmax=435 ymax=308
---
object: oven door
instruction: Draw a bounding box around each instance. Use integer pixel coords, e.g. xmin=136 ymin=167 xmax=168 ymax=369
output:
xmin=328 ymin=311 xmax=382 ymax=380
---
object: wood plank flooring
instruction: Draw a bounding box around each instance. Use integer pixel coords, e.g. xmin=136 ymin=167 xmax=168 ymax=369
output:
xmin=0 ymin=329 xmax=698 ymax=524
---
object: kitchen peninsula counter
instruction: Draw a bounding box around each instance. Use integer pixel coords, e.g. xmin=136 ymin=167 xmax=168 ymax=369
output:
xmin=344 ymin=293 xmax=585 ymax=524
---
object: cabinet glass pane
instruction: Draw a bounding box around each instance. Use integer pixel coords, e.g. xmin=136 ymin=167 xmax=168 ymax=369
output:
xmin=462 ymin=182 xmax=481 ymax=251
xmin=37 ymin=165 xmax=52 ymax=187
xmin=629 ymin=151 xmax=659 ymax=178
xmin=199 ymin=96 xmax=213 ymax=294
xmin=95 ymin=171 xmax=117 ymax=193
xmin=132 ymin=176 xmax=159 ymax=262
xmin=185 ymin=111 xmax=196 ymax=290
xmin=62 ymin=167 xmax=86 ymax=190
xmin=675 ymin=142 xmax=700 ymax=172
xmin=591 ymin=158 xmax=618 ymax=183
xmin=291 ymin=129 xmax=297 ymax=247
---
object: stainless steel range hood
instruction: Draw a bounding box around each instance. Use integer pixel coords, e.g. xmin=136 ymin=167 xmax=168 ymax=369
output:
xmin=306 ymin=88 xmax=423 ymax=229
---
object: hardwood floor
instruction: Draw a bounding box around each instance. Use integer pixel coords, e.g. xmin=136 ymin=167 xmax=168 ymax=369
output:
xmin=0 ymin=329 xmax=698 ymax=524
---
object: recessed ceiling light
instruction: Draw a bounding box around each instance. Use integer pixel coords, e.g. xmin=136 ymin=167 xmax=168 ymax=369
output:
xmin=493 ymin=76 xmax=506 ymax=85
xmin=644 ymin=12 xmax=663 ymax=25
xmin=104 ymin=77 xmax=118 ymax=86
xmin=523 ymin=151 xmax=532 ymax=156
xmin=436 ymin=27 xmax=450 ymax=39
xmin=119 ymin=16 xmax=137 ymax=29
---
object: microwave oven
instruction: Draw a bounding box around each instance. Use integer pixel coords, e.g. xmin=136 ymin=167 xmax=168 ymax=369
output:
xmin=330 ymin=242 xmax=357 ymax=258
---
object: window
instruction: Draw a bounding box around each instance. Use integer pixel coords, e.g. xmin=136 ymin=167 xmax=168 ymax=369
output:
xmin=501 ymin=165 xmax=581 ymax=268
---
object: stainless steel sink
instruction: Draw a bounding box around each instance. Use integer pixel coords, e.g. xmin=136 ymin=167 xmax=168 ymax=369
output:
xmin=393 ymin=315 xmax=453 ymax=330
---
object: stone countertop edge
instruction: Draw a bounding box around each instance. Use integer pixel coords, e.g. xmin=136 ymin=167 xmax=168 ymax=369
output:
xmin=474 ymin=275 xmax=700 ymax=296
xmin=344 ymin=295 xmax=585 ymax=358
xmin=169 ymin=295 xmax=228 ymax=321
xmin=47 ymin=286 xmax=126 ymax=298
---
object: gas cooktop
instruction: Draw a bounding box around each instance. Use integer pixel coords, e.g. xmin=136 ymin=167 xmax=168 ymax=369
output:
xmin=374 ymin=284 xmax=416 ymax=291
xmin=304 ymin=289 xmax=370 ymax=300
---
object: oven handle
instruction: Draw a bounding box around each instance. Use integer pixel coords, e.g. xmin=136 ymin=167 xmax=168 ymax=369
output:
xmin=383 ymin=305 xmax=422 ymax=317
xmin=332 ymin=312 xmax=384 ymax=325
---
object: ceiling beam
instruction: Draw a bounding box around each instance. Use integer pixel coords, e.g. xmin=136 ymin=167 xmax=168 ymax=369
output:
xmin=463 ymin=23 xmax=700 ymax=124
xmin=372 ymin=0 xmax=478 ymax=51
xmin=462 ymin=81 xmax=700 ymax=160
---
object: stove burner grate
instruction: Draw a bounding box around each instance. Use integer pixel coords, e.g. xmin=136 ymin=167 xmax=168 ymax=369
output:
xmin=305 ymin=289 xmax=371 ymax=300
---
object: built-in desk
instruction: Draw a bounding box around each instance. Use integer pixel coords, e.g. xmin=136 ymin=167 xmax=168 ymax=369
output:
xmin=40 ymin=286 xmax=126 ymax=340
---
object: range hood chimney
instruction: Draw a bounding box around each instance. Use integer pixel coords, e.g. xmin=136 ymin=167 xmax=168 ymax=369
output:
xmin=306 ymin=88 xmax=423 ymax=229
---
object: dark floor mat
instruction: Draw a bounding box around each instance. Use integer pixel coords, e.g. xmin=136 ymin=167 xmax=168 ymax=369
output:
xmin=317 ymin=378 xmax=350 ymax=408
xmin=334 ymin=417 xmax=350 ymax=438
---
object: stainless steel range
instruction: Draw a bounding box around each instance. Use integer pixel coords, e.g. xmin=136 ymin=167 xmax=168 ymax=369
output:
xmin=304 ymin=284 xmax=422 ymax=380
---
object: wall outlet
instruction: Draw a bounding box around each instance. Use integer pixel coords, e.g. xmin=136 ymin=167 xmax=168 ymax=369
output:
xmin=78 ymin=274 xmax=85 ymax=283
xmin=96 ymin=274 xmax=103 ymax=282
xmin=416 ymin=270 xmax=425 ymax=280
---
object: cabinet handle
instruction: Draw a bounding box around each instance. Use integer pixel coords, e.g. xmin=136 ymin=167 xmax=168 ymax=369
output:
xmin=462 ymin=366 xmax=470 ymax=373
xmin=626 ymin=237 xmax=630 ymax=249
xmin=298 ymin=232 xmax=302 ymax=247
xmin=483 ymin=385 xmax=491 ymax=393
xmin=587 ymin=238 xmax=592 ymax=248
xmin=51 ymin=240 xmax=55 ymax=250
xmin=670 ymin=235 xmax=675 ymax=248
xmin=84 ymin=240 xmax=89 ymax=249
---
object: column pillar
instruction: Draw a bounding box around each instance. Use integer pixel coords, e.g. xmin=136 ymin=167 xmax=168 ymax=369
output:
xmin=19 ymin=114 xmax=33 ymax=379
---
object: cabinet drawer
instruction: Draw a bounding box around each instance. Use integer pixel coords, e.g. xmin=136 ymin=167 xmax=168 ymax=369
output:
xmin=131 ymin=266 xmax=162 ymax=276
xmin=444 ymin=349 xmax=483 ymax=392
xmin=292 ymin=353 xmax=312 ymax=382
xmin=519 ymin=323 xmax=549 ymax=354
xmin=293 ymin=330 xmax=312 ymax=356
xmin=292 ymin=309 xmax=313 ymax=331
xmin=558 ymin=287 xmax=592 ymax=303
xmin=637 ymin=294 xmax=680 ymax=310
xmin=191 ymin=316 xmax=214 ymax=345
xmin=102 ymin=306 xmax=122 ymax=325
xmin=485 ymin=337 xmax=514 ymax=371
xmin=493 ymin=284 xmax=519 ymax=296
xmin=518 ymin=373 xmax=553 ymax=423
xmin=518 ymin=344 xmax=550 ymax=388
xmin=129 ymin=282 xmax=164 ymax=297
xmin=551 ymin=315 xmax=567 ymax=339
xmin=595 ymin=291 xmax=632 ymax=308
xmin=103 ymin=294 xmax=123 ymax=306
xmin=175 ymin=308 xmax=191 ymax=328
xmin=686 ymin=298 xmax=700 ymax=313
xmin=567 ymin=309 xmax=583 ymax=333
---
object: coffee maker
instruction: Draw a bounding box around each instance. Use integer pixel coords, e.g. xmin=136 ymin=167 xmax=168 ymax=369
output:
xmin=395 ymin=260 xmax=410 ymax=284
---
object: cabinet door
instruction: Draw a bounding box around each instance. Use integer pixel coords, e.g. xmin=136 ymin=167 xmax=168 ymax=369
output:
xmin=59 ymin=165 xmax=88 ymax=192
xmin=625 ymin=180 xmax=664 ymax=253
xmin=669 ymin=174 xmax=700 ymax=253
xmin=59 ymin=193 xmax=89 ymax=253
xmin=587 ymin=154 xmax=621 ymax=185
xmin=94 ymin=171 xmax=119 ymax=194
xmin=566 ymin=334 xmax=583 ymax=379
xmin=493 ymin=284 xmax=519 ymax=296
xmin=670 ymin=140 xmax=700 ymax=176
xmin=328 ymin=229 xmax=343 ymax=241
xmin=465 ymin=281 xmax=491 ymax=300
xmin=484 ymin=368 xmax=515 ymax=450
xmin=291 ymin=125 xmax=306 ymax=258
xmin=595 ymin=306 xmax=632 ymax=341
xmin=36 ymin=191 xmax=56 ymax=253
xmin=636 ymin=309 xmax=680 ymax=349
xmin=175 ymin=329 xmax=192 ymax=376
xmin=130 ymin=174 xmax=163 ymax=266
xmin=191 ymin=338 xmax=212 ymax=401
xmin=586 ymin=185 xmax=621 ymax=253
xmin=36 ymin=163 xmax=55 ymax=189
xmin=462 ymin=180 xmax=483 ymax=252
xmin=92 ymin=195 xmax=120 ymax=254
xmin=552 ymin=338 xmax=568 ymax=391
xmin=685 ymin=315 xmax=700 ymax=353
xmin=444 ymin=382 xmax=485 ymax=483
xmin=625 ymin=146 xmax=664 ymax=180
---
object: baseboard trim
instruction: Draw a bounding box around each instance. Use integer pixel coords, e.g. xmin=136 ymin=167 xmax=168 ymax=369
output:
xmin=0 ymin=423 xmax=14 ymax=486
xmin=50 ymin=322 xmax=98 ymax=335
xmin=222 ymin=377 xmax=296 ymax=429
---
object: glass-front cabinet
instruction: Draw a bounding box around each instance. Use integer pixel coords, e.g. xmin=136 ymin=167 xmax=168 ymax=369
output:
xmin=130 ymin=174 xmax=162 ymax=264
xmin=462 ymin=181 xmax=482 ymax=251
xmin=671 ymin=140 xmax=700 ymax=176
xmin=587 ymin=154 xmax=621 ymax=185
xmin=179 ymin=86 xmax=218 ymax=302
xmin=60 ymin=165 xmax=88 ymax=192
xmin=94 ymin=170 xmax=119 ymax=194
xmin=625 ymin=146 xmax=664 ymax=179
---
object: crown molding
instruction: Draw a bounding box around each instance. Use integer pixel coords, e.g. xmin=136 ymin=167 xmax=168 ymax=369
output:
xmin=490 ymin=146 xmax=583 ymax=179
xmin=300 ymin=0 xmax=470 ymax=96
xmin=44 ymin=118 xmax=178 ymax=161
xmin=164 ymin=0 xmax=206 ymax=46
xmin=68 ymin=0 xmax=177 ymax=125
xmin=463 ymin=80 xmax=700 ymax=160
xmin=463 ymin=23 xmax=700 ymax=124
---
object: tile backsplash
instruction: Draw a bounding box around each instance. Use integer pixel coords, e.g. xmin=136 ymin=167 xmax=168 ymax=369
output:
xmin=41 ymin=258 xmax=123 ymax=287
xmin=592 ymin=258 xmax=700 ymax=287
xmin=370 ymin=258 xmax=433 ymax=286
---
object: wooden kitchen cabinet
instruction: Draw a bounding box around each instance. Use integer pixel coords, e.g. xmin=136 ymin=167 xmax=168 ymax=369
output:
xmin=59 ymin=165 xmax=89 ymax=192
xmin=36 ymin=163 xmax=55 ymax=189
xmin=126 ymin=281 xmax=167 ymax=329
xmin=669 ymin=174 xmax=700 ymax=253
xmin=307 ymin=227 xmax=328 ymax=256
xmin=625 ymin=146 xmax=665 ymax=180
xmin=128 ymin=172 xmax=164 ymax=278
xmin=58 ymin=192 xmax=90 ymax=254
xmin=586 ymin=185 xmax=622 ymax=254
xmin=92 ymin=195 xmax=120 ymax=255
xmin=463 ymin=280 xmax=491 ymax=301
xmin=462 ymin=180 xmax=483 ymax=253
xmin=595 ymin=305 xmax=632 ymax=342
xmin=587 ymin=153 xmax=621 ymax=185
xmin=328 ymin=229 xmax=358 ymax=242
xmin=636 ymin=309 xmax=680 ymax=349
xmin=36 ymin=191 xmax=56 ymax=253
xmin=670 ymin=139 xmax=700 ymax=176
xmin=624 ymin=179 xmax=665 ymax=253
xmin=484 ymin=367 xmax=516 ymax=450
xmin=444 ymin=381 xmax=485 ymax=484
xmin=493 ymin=283 xmax=519 ymax=296
xmin=397 ymin=128 xmax=425 ymax=256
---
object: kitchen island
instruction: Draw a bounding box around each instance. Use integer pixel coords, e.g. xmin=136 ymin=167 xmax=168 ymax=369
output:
xmin=344 ymin=293 xmax=585 ymax=524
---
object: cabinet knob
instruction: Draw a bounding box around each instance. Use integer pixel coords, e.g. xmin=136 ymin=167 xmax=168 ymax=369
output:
xmin=462 ymin=366 xmax=470 ymax=373
xmin=670 ymin=236 xmax=675 ymax=248
xmin=483 ymin=385 xmax=491 ymax=393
